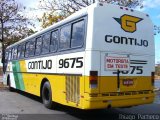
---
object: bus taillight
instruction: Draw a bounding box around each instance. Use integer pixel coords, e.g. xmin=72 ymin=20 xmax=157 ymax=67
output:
xmin=89 ymin=71 xmax=98 ymax=88
xmin=151 ymin=72 xmax=155 ymax=86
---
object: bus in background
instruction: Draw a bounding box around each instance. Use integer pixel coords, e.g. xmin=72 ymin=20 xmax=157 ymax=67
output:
xmin=4 ymin=2 xmax=155 ymax=109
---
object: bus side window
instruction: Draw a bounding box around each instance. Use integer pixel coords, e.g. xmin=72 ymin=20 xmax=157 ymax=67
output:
xmin=35 ymin=37 xmax=42 ymax=56
xmin=25 ymin=42 xmax=30 ymax=57
xmin=42 ymin=32 xmax=50 ymax=54
xmin=29 ymin=39 xmax=36 ymax=57
xmin=71 ymin=20 xmax=85 ymax=48
xmin=50 ymin=30 xmax=58 ymax=52
xmin=12 ymin=47 xmax=17 ymax=60
xmin=20 ymin=43 xmax=25 ymax=58
xmin=8 ymin=49 xmax=12 ymax=61
xmin=17 ymin=45 xmax=21 ymax=59
xmin=5 ymin=51 xmax=8 ymax=59
xmin=11 ymin=48 xmax=14 ymax=60
xmin=59 ymin=25 xmax=71 ymax=50
xmin=5 ymin=50 xmax=8 ymax=62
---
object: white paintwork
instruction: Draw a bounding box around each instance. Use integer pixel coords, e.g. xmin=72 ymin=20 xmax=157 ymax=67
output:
xmin=25 ymin=52 xmax=85 ymax=75
xmin=84 ymin=3 xmax=154 ymax=76
xmin=26 ymin=56 xmax=57 ymax=73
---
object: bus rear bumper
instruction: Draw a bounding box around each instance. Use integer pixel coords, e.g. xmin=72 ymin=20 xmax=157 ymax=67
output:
xmin=82 ymin=93 xmax=155 ymax=109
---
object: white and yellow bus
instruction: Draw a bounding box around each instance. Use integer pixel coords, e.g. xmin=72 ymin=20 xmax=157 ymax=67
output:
xmin=4 ymin=2 xmax=155 ymax=109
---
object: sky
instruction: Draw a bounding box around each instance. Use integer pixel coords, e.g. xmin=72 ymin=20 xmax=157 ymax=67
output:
xmin=138 ymin=0 xmax=160 ymax=64
xmin=15 ymin=0 xmax=44 ymax=31
xmin=15 ymin=0 xmax=160 ymax=63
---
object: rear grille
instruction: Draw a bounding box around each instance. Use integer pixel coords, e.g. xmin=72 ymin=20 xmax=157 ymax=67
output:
xmin=101 ymin=90 xmax=151 ymax=97
xmin=66 ymin=76 xmax=80 ymax=104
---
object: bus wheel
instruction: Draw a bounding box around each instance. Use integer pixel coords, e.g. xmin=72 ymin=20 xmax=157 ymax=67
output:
xmin=7 ymin=76 xmax=14 ymax=92
xmin=42 ymin=81 xmax=54 ymax=109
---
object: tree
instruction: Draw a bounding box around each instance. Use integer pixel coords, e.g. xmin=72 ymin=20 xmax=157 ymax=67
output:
xmin=39 ymin=0 xmax=143 ymax=28
xmin=155 ymin=64 xmax=160 ymax=76
xmin=40 ymin=13 xmax=65 ymax=28
xmin=154 ymin=25 xmax=160 ymax=35
xmin=0 ymin=0 xmax=35 ymax=72
xmin=4 ymin=29 xmax=35 ymax=47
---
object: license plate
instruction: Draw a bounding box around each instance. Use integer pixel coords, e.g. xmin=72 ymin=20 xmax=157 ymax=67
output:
xmin=123 ymin=79 xmax=134 ymax=86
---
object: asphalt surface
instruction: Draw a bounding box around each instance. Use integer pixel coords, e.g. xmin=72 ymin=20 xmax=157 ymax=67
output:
xmin=0 ymin=90 xmax=160 ymax=120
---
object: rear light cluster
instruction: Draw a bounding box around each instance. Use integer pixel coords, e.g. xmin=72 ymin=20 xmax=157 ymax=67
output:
xmin=120 ymin=6 xmax=149 ymax=17
xmin=120 ymin=6 xmax=134 ymax=12
xmin=89 ymin=71 xmax=98 ymax=89
xmin=151 ymin=72 xmax=155 ymax=86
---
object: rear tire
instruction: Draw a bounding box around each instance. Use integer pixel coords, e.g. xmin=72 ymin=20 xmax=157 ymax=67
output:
xmin=7 ymin=76 xmax=14 ymax=92
xmin=42 ymin=81 xmax=55 ymax=109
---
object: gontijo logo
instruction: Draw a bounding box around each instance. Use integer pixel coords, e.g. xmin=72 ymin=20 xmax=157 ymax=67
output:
xmin=113 ymin=14 xmax=143 ymax=33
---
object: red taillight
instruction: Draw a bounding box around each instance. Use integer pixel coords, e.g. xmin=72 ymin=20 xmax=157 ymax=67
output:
xmin=151 ymin=72 xmax=155 ymax=86
xmin=89 ymin=71 xmax=98 ymax=88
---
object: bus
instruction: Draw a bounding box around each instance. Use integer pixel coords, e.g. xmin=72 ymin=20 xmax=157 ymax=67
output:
xmin=3 ymin=2 xmax=155 ymax=109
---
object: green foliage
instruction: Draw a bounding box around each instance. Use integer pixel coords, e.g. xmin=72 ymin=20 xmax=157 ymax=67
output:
xmin=40 ymin=13 xmax=65 ymax=28
xmin=0 ymin=0 xmax=35 ymax=47
xmin=155 ymin=65 xmax=160 ymax=76
xmin=4 ymin=29 xmax=36 ymax=48
xmin=154 ymin=25 xmax=160 ymax=35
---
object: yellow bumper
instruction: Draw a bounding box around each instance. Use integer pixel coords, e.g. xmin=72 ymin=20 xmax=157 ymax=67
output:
xmin=81 ymin=93 xmax=155 ymax=109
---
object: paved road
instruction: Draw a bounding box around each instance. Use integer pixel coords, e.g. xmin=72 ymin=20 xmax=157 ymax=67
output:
xmin=0 ymin=90 xmax=160 ymax=120
xmin=0 ymin=76 xmax=3 ymax=83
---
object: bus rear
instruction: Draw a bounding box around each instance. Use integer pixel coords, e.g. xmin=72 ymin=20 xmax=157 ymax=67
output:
xmin=84 ymin=3 xmax=155 ymax=109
